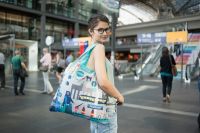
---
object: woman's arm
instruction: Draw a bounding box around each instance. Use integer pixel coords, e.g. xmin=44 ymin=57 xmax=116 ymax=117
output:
xmin=93 ymin=44 xmax=124 ymax=104
xmin=40 ymin=55 xmax=45 ymax=63
xmin=56 ymin=53 xmax=60 ymax=64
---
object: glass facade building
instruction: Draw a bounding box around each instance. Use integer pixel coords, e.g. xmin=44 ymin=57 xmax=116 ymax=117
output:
xmin=0 ymin=0 xmax=120 ymax=72
xmin=0 ymin=0 xmax=120 ymax=48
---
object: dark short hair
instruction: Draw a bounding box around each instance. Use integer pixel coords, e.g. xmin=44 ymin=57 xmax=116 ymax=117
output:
xmin=88 ymin=14 xmax=110 ymax=30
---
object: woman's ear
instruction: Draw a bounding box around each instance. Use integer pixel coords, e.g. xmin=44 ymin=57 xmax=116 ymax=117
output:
xmin=88 ymin=29 xmax=93 ymax=35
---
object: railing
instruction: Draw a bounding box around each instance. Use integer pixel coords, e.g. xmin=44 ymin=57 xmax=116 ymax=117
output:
xmin=187 ymin=58 xmax=199 ymax=81
xmin=115 ymin=52 xmax=150 ymax=79
xmin=139 ymin=45 xmax=163 ymax=76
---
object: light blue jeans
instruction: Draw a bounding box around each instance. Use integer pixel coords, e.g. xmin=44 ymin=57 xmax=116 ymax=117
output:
xmin=90 ymin=106 xmax=117 ymax=133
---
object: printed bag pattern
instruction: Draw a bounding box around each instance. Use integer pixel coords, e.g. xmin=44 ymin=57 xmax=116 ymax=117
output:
xmin=49 ymin=44 xmax=109 ymax=123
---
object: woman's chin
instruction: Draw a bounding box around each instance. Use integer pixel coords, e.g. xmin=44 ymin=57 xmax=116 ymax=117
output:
xmin=100 ymin=38 xmax=109 ymax=43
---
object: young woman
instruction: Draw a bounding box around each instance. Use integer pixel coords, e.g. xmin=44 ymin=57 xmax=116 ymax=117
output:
xmin=87 ymin=14 xmax=124 ymax=133
xmin=55 ymin=51 xmax=65 ymax=83
xmin=160 ymin=47 xmax=176 ymax=103
xmin=40 ymin=48 xmax=54 ymax=95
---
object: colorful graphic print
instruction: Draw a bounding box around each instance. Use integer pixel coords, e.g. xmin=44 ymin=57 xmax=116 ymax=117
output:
xmin=50 ymin=54 xmax=109 ymax=123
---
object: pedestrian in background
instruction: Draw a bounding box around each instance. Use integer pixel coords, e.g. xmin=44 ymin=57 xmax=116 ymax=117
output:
xmin=40 ymin=48 xmax=54 ymax=95
xmin=55 ymin=51 xmax=65 ymax=83
xmin=0 ymin=49 xmax=5 ymax=90
xmin=11 ymin=49 xmax=27 ymax=95
xmin=160 ymin=47 xmax=176 ymax=103
xmin=65 ymin=50 xmax=74 ymax=67
xmin=87 ymin=14 xmax=124 ymax=133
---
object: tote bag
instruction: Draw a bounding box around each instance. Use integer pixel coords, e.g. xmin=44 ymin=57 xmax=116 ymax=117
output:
xmin=169 ymin=55 xmax=177 ymax=76
xmin=171 ymin=65 xmax=177 ymax=76
xmin=39 ymin=66 xmax=48 ymax=72
xmin=20 ymin=68 xmax=28 ymax=77
xmin=49 ymin=44 xmax=110 ymax=123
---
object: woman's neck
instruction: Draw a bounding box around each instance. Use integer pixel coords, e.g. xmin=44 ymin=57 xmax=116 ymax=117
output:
xmin=91 ymin=39 xmax=103 ymax=45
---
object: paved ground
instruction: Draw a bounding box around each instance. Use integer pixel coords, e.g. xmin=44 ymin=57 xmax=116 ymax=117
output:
xmin=0 ymin=72 xmax=199 ymax=133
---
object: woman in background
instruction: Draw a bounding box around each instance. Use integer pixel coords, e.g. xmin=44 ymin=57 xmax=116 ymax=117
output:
xmin=40 ymin=48 xmax=54 ymax=96
xmin=55 ymin=51 xmax=65 ymax=83
xmin=160 ymin=47 xmax=176 ymax=103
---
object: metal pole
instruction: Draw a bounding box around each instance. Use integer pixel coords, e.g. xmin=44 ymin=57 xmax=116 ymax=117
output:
xmin=12 ymin=34 xmax=15 ymax=57
xmin=140 ymin=44 xmax=143 ymax=80
xmin=49 ymin=46 xmax=51 ymax=54
xmin=111 ymin=13 xmax=117 ymax=74
xmin=181 ymin=43 xmax=184 ymax=82
xmin=40 ymin=0 xmax=46 ymax=49
xmin=74 ymin=0 xmax=79 ymax=38
xmin=64 ymin=48 xmax=66 ymax=59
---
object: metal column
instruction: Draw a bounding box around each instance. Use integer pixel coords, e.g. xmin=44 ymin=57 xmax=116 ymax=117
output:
xmin=40 ymin=0 xmax=46 ymax=48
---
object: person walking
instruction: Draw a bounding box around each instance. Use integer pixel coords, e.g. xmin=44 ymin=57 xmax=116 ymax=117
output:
xmin=55 ymin=51 xmax=65 ymax=83
xmin=86 ymin=14 xmax=124 ymax=133
xmin=65 ymin=50 xmax=74 ymax=67
xmin=40 ymin=48 xmax=54 ymax=95
xmin=0 ymin=49 xmax=5 ymax=90
xmin=11 ymin=49 xmax=27 ymax=95
xmin=160 ymin=46 xmax=176 ymax=103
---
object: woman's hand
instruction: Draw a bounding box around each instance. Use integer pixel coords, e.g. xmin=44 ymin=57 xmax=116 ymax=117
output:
xmin=117 ymin=94 xmax=124 ymax=105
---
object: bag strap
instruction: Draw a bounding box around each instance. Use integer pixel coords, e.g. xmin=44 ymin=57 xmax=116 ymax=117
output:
xmin=169 ymin=55 xmax=173 ymax=66
xmin=78 ymin=43 xmax=96 ymax=60
xmin=77 ymin=44 xmax=96 ymax=67
xmin=18 ymin=56 xmax=23 ymax=69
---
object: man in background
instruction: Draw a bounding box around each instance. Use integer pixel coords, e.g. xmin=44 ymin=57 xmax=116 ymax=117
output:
xmin=0 ymin=49 xmax=5 ymax=90
xmin=11 ymin=49 xmax=27 ymax=96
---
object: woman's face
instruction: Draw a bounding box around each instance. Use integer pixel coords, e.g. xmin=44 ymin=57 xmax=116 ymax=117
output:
xmin=90 ymin=21 xmax=111 ymax=44
xmin=43 ymin=48 xmax=48 ymax=55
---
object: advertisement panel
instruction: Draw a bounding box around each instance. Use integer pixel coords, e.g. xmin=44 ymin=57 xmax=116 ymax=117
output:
xmin=166 ymin=31 xmax=188 ymax=43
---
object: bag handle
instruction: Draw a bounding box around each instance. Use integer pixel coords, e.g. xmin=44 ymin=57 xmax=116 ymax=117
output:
xmin=69 ymin=44 xmax=95 ymax=66
xmin=78 ymin=43 xmax=96 ymax=60
xmin=78 ymin=44 xmax=96 ymax=67
xmin=169 ymin=55 xmax=174 ymax=66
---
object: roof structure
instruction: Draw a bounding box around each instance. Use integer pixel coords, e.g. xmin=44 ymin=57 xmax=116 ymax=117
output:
xmin=118 ymin=0 xmax=200 ymax=25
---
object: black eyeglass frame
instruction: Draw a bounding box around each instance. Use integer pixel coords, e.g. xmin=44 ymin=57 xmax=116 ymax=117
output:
xmin=93 ymin=27 xmax=111 ymax=34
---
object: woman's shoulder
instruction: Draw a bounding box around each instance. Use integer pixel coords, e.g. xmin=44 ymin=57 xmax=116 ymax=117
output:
xmin=93 ymin=43 xmax=105 ymax=52
xmin=94 ymin=43 xmax=105 ymax=49
xmin=92 ymin=44 xmax=105 ymax=58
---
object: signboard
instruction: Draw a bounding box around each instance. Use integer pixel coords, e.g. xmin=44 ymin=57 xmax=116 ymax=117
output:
xmin=166 ymin=31 xmax=188 ymax=43
xmin=62 ymin=37 xmax=91 ymax=48
xmin=154 ymin=32 xmax=166 ymax=43
xmin=137 ymin=32 xmax=166 ymax=45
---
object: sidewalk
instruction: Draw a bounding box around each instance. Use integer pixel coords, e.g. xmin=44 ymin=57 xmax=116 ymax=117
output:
xmin=0 ymin=72 xmax=199 ymax=133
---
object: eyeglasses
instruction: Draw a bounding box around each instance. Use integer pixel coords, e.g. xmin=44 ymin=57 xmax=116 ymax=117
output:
xmin=93 ymin=27 xmax=111 ymax=34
